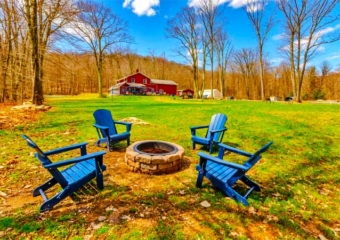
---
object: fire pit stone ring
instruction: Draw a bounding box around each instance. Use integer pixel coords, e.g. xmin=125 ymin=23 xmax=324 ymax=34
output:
xmin=125 ymin=140 xmax=185 ymax=174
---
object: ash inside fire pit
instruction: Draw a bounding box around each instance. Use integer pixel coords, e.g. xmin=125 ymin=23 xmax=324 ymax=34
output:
xmin=142 ymin=148 xmax=169 ymax=154
xmin=125 ymin=140 xmax=184 ymax=175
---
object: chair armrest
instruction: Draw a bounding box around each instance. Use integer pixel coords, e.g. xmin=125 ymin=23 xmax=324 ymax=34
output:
xmin=210 ymin=127 xmax=227 ymax=134
xmin=93 ymin=124 xmax=109 ymax=130
xmin=198 ymin=152 xmax=248 ymax=171
xmin=190 ymin=125 xmax=209 ymax=130
xmin=190 ymin=125 xmax=209 ymax=135
xmin=44 ymin=142 xmax=88 ymax=156
xmin=115 ymin=121 xmax=132 ymax=132
xmin=44 ymin=151 xmax=106 ymax=169
xmin=218 ymin=143 xmax=252 ymax=157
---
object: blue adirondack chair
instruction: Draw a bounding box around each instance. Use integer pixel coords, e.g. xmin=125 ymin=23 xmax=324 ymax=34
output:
xmin=93 ymin=109 xmax=132 ymax=151
xmin=22 ymin=135 xmax=107 ymax=212
xmin=196 ymin=141 xmax=273 ymax=206
xmin=190 ymin=113 xmax=228 ymax=153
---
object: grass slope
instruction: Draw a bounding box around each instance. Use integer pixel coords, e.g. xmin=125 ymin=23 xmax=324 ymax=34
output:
xmin=0 ymin=94 xmax=339 ymax=239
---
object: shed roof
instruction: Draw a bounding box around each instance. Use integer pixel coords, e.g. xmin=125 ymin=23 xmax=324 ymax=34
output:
xmin=178 ymin=89 xmax=194 ymax=92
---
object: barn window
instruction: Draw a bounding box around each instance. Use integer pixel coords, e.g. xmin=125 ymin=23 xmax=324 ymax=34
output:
xmin=131 ymin=78 xmax=135 ymax=83
xmin=143 ymin=79 xmax=147 ymax=84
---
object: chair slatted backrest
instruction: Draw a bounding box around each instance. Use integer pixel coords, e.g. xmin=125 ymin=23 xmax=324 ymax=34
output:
xmin=226 ymin=141 xmax=273 ymax=185
xmin=93 ymin=109 xmax=118 ymax=137
xmin=243 ymin=142 xmax=273 ymax=169
xmin=22 ymin=135 xmax=69 ymax=188
xmin=206 ymin=113 xmax=227 ymax=142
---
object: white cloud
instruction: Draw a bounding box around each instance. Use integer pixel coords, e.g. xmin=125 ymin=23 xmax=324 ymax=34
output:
xmin=245 ymin=0 xmax=265 ymax=12
xmin=278 ymin=24 xmax=340 ymax=54
xmin=273 ymin=34 xmax=284 ymax=41
xmin=228 ymin=0 xmax=253 ymax=8
xmin=314 ymin=24 xmax=340 ymax=39
xmin=327 ymin=53 xmax=340 ymax=60
xmin=188 ymin=0 xmax=229 ymax=8
xmin=123 ymin=0 xmax=160 ymax=17
xmin=188 ymin=0 xmax=261 ymax=9
xmin=270 ymin=57 xmax=285 ymax=64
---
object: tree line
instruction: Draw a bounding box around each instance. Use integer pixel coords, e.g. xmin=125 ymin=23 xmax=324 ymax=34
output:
xmin=1 ymin=0 xmax=340 ymax=104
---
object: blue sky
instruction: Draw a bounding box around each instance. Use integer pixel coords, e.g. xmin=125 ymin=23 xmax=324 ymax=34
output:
xmin=99 ymin=0 xmax=340 ymax=71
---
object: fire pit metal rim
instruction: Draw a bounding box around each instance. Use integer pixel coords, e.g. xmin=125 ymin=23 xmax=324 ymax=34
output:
xmin=132 ymin=140 xmax=179 ymax=156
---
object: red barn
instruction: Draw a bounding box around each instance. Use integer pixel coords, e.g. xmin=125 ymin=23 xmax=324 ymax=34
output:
xmin=109 ymin=70 xmax=177 ymax=96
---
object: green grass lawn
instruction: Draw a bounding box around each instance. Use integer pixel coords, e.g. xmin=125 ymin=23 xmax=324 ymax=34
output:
xmin=1 ymin=94 xmax=340 ymax=239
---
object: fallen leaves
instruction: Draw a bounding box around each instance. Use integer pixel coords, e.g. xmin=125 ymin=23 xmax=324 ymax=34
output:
xmin=6 ymin=159 xmax=18 ymax=165
xmin=0 ymin=191 xmax=7 ymax=197
xmin=0 ymin=103 xmax=44 ymax=130
xmin=200 ymin=200 xmax=211 ymax=207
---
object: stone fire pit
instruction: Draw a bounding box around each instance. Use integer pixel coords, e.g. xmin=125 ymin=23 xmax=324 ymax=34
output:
xmin=125 ymin=140 xmax=185 ymax=174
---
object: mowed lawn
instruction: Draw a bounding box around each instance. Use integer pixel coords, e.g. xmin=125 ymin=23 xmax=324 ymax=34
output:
xmin=1 ymin=94 xmax=340 ymax=239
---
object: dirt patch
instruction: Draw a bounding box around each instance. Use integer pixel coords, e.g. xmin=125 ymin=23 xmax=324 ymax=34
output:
xmin=119 ymin=117 xmax=149 ymax=125
xmin=0 ymin=103 xmax=49 ymax=130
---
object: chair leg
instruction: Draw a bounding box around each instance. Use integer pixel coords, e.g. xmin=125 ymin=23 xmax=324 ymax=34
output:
xmin=107 ymin=138 xmax=111 ymax=151
xmin=39 ymin=189 xmax=70 ymax=212
xmin=95 ymin=138 xmax=108 ymax=150
xmin=96 ymin=173 xmax=104 ymax=190
xmin=222 ymin=184 xmax=249 ymax=206
xmin=127 ymin=137 xmax=130 ymax=146
xmin=40 ymin=200 xmax=56 ymax=212
xmin=240 ymin=176 xmax=261 ymax=192
xmin=209 ymin=143 xmax=213 ymax=154
xmin=192 ymin=142 xmax=196 ymax=150
xmin=196 ymin=166 xmax=204 ymax=188
xmin=32 ymin=178 xmax=58 ymax=197
xmin=95 ymin=161 xmax=104 ymax=190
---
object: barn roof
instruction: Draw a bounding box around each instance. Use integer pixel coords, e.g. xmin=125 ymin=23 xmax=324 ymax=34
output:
xmin=151 ymin=79 xmax=178 ymax=85
xmin=127 ymin=83 xmax=146 ymax=88
xmin=116 ymin=72 xmax=149 ymax=82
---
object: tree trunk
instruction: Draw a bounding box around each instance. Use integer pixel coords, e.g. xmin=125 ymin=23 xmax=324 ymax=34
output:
xmin=97 ymin=53 xmax=103 ymax=97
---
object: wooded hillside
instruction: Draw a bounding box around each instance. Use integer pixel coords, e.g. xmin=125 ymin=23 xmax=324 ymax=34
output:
xmin=42 ymin=52 xmax=340 ymax=101
xmin=3 ymin=49 xmax=340 ymax=102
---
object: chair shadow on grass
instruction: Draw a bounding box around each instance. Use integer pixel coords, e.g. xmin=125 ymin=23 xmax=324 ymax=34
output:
xmin=45 ymin=174 xmax=129 ymax=212
xmin=196 ymin=140 xmax=241 ymax=154
xmin=94 ymin=141 xmax=127 ymax=152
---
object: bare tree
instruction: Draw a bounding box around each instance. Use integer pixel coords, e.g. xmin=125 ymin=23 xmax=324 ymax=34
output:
xmin=24 ymin=0 xmax=74 ymax=105
xmin=306 ymin=66 xmax=318 ymax=99
xmin=0 ymin=0 xmax=30 ymax=103
xmin=244 ymin=0 xmax=276 ymax=100
xmin=233 ymin=48 xmax=258 ymax=99
xmin=166 ymin=7 xmax=200 ymax=98
xmin=108 ymin=49 xmax=123 ymax=80
xmin=125 ymin=47 xmax=137 ymax=75
xmin=197 ymin=0 xmax=225 ymax=98
xmin=215 ymin=27 xmax=233 ymax=98
xmin=71 ymin=0 xmax=132 ymax=97
xmin=320 ymin=60 xmax=331 ymax=90
xmin=277 ymin=0 xmax=340 ymax=102
xmin=0 ymin=0 xmax=14 ymax=102
xmin=271 ymin=62 xmax=292 ymax=98
xmin=199 ymin=31 xmax=209 ymax=98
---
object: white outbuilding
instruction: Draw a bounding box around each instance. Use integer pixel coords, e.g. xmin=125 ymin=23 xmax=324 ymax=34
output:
xmin=201 ymin=89 xmax=222 ymax=99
